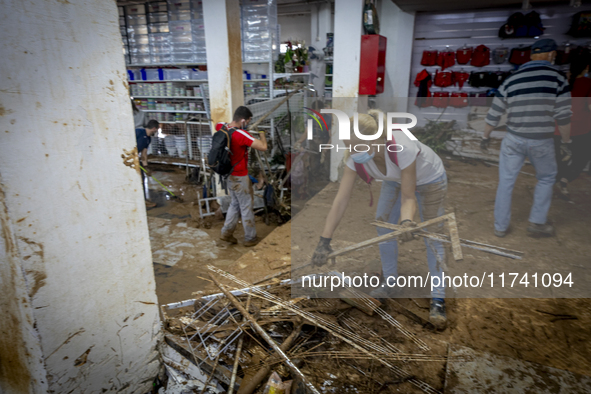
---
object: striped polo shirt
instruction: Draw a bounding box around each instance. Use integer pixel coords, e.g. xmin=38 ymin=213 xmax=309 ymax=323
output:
xmin=485 ymin=60 xmax=572 ymax=139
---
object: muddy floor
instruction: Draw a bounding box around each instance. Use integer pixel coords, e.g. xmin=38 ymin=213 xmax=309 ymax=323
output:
xmin=142 ymin=165 xmax=278 ymax=305
xmin=289 ymin=157 xmax=591 ymax=391
xmin=146 ymin=159 xmax=591 ymax=392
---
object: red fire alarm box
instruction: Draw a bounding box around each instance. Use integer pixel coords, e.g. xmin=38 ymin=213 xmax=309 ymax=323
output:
xmin=359 ymin=35 xmax=387 ymax=95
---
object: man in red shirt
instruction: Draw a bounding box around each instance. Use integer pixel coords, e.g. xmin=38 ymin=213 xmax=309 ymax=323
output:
xmin=220 ymin=106 xmax=268 ymax=246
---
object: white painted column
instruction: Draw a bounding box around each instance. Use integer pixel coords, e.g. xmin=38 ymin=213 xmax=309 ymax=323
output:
xmin=0 ymin=1 xmax=160 ymax=393
xmin=310 ymin=2 xmax=333 ymax=94
xmin=330 ymin=0 xmax=364 ymax=181
xmin=378 ymin=0 xmax=415 ymax=111
xmin=203 ymin=0 xmax=245 ymax=125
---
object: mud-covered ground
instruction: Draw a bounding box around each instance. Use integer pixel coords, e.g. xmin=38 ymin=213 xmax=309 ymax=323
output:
xmin=289 ymin=157 xmax=591 ymax=391
xmin=146 ymin=159 xmax=591 ymax=392
xmin=142 ymin=164 xmax=279 ymax=305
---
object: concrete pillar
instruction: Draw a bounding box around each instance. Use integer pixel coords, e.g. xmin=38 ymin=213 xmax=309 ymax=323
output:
xmin=203 ymin=0 xmax=245 ymax=125
xmin=0 ymin=1 xmax=161 ymax=393
xmin=330 ymin=0 xmax=364 ymax=181
xmin=310 ymin=2 xmax=333 ymax=94
xmin=378 ymin=0 xmax=415 ymax=111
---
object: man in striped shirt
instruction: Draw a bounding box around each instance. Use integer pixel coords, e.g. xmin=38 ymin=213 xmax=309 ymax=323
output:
xmin=481 ymin=38 xmax=572 ymax=237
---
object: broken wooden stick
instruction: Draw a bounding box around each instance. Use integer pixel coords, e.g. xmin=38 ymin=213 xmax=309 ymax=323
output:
xmin=446 ymin=212 xmax=463 ymax=260
xmin=371 ymin=221 xmax=523 ymax=260
xmin=208 ymin=273 xmax=321 ymax=394
xmin=328 ymin=213 xmax=457 ymax=259
xmin=228 ymin=294 xmax=252 ymax=394
xmin=237 ymin=323 xmax=304 ymax=394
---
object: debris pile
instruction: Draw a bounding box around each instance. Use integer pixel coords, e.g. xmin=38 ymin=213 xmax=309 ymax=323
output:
xmin=157 ymin=266 xmax=452 ymax=394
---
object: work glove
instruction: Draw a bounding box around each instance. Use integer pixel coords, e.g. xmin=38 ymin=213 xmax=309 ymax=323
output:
xmin=559 ymin=140 xmax=573 ymax=164
xmin=399 ymin=220 xmax=418 ymax=243
xmin=311 ymin=236 xmax=333 ymax=266
xmin=480 ymin=137 xmax=491 ymax=152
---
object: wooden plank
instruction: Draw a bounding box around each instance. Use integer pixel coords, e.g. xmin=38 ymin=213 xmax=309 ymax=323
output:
xmin=327 ymin=214 xmax=453 ymax=259
xmin=446 ymin=212 xmax=463 ymax=261
xmin=371 ymin=221 xmax=523 ymax=260
xmin=369 ymin=219 xmax=463 ymax=262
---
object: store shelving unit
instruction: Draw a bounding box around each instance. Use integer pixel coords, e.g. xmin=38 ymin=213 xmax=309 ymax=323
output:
xmin=324 ymin=57 xmax=333 ymax=99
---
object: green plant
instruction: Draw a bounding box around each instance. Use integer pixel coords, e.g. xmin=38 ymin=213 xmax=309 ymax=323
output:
xmin=275 ymin=54 xmax=285 ymax=73
xmin=413 ymin=120 xmax=456 ymax=153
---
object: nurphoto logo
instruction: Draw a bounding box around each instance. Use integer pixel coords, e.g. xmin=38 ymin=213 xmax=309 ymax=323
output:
xmin=306 ymin=110 xmax=418 ymax=152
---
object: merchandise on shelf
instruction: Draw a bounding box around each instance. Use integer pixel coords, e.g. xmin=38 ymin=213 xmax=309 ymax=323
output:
xmin=509 ymin=46 xmax=531 ymax=65
xmin=436 ymin=50 xmax=455 ymax=70
xmin=241 ymin=0 xmax=278 ymax=62
xmin=456 ymin=46 xmax=472 ymax=64
xmin=470 ymin=45 xmax=491 ymax=67
xmin=492 ymin=46 xmax=509 ymax=64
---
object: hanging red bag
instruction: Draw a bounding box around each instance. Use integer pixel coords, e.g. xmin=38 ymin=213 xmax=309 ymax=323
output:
xmin=456 ymin=47 xmax=473 ymax=64
xmin=432 ymin=91 xmax=450 ymax=108
xmin=434 ymin=71 xmax=453 ymax=87
xmin=471 ymin=45 xmax=491 ymax=67
xmin=509 ymin=46 xmax=531 ymax=65
xmin=453 ymin=72 xmax=470 ymax=88
xmin=437 ymin=51 xmax=456 ymax=70
xmin=450 ymin=92 xmax=469 ymax=108
xmin=421 ymin=50 xmax=438 ymax=66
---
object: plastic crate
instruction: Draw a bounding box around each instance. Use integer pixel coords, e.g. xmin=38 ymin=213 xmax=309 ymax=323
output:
xmin=149 ymin=12 xmax=168 ymax=23
xmin=149 ymin=23 xmax=169 ymax=33
xmin=127 ymin=25 xmax=148 ymax=35
xmin=150 ymin=54 xmax=172 ymax=64
xmin=126 ymin=4 xmax=146 ymax=15
xmin=130 ymin=54 xmax=151 ymax=64
xmin=127 ymin=34 xmax=150 ymax=45
xmin=167 ymin=0 xmax=191 ymax=12
xmin=168 ymin=10 xmax=191 ymax=21
xmin=149 ymin=43 xmax=172 ymax=54
xmin=149 ymin=33 xmax=172 ymax=44
xmin=148 ymin=2 xmax=167 ymax=13
xmin=129 ymin=44 xmax=150 ymax=54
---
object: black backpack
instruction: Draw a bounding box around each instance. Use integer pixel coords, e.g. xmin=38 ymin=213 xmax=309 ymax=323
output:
xmin=567 ymin=11 xmax=591 ymax=38
xmin=525 ymin=11 xmax=544 ymax=37
xmin=499 ymin=11 xmax=544 ymax=38
xmin=499 ymin=12 xmax=525 ymax=38
xmin=207 ymin=124 xmax=237 ymax=176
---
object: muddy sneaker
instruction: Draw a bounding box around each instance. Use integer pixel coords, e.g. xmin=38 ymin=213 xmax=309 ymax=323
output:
xmin=368 ymin=285 xmax=399 ymax=302
xmin=556 ymin=181 xmax=571 ymax=201
xmin=494 ymin=229 xmax=507 ymax=238
xmin=220 ymin=234 xmax=238 ymax=244
xmin=429 ymin=298 xmax=447 ymax=330
xmin=243 ymin=237 xmax=260 ymax=247
xmin=527 ymin=222 xmax=555 ymax=237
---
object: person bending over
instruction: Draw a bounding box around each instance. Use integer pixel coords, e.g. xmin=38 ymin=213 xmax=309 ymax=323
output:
xmin=310 ymin=110 xmax=449 ymax=330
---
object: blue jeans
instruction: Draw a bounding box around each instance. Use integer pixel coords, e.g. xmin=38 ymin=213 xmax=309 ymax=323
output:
xmin=375 ymin=174 xmax=447 ymax=299
xmin=494 ymin=133 xmax=557 ymax=232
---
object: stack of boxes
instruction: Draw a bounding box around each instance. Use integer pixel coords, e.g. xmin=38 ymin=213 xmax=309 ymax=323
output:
xmin=191 ymin=1 xmax=206 ymax=63
xmin=167 ymin=0 xmax=206 ymax=64
xmin=148 ymin=2 xmax=171 ymax=64
xmin=126 ymin=4 xmax=150 ymax=65
xmin=122 ymin=1 xmax=206 ymax=65
xmin=119 ymin=7 xmax=129 ymax=64
xmin=241 ymin=0 xmax=278 ymax=62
